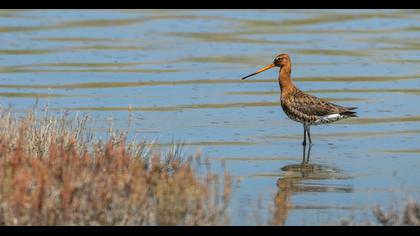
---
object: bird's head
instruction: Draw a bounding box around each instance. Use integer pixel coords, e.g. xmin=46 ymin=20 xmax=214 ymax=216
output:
xmin=242 ymin=53 xmax=291 ymax=80
xmin=273 ymin=53 xmax=291 ymax=67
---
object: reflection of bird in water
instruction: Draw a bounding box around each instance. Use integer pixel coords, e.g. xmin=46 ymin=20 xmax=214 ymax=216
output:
xmin=271 ymin=160 xmax=353 ymax=225
xmin=242 ymin=54 xmax=357 ymax=158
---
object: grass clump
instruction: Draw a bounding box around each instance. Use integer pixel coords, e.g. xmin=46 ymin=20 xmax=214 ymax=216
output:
xmin=371 ymin=201 xmax=420 ymax=226
xmin=337 ymin=201 xmax=420 ymax=226
xmin=0 ymin=106 xmax=232 ymax=225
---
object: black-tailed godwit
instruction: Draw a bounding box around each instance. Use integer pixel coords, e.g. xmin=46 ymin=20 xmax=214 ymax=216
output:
xmin=242 ymin=54 xmax=357 ymax=151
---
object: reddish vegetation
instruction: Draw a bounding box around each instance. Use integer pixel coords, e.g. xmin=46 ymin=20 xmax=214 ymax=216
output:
xmin=0 ymin=108 xmax=231 ymax=225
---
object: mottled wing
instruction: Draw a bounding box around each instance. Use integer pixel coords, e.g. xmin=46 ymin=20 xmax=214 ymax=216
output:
xmin=291 ymin=89 xmax=348 ymax=117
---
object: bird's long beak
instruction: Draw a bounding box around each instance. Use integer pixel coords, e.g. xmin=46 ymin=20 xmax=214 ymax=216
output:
xmin=241 ymin=63 xmax=275 ymax=80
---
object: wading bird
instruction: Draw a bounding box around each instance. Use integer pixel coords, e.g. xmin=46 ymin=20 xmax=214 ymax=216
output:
xmin=241 ymin=54 xmax=357 ymax=161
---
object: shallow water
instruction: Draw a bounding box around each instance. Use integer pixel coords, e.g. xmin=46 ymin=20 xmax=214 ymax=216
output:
xmin=1 ymin=9 xmax=420 ymax=225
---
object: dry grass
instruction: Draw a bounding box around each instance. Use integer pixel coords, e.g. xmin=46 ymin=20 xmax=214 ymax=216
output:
xmin=337 ymin=201 xmax=420 ymax=226
xmin=0 ymin=106 xmax=232 ymax=225
xmin=371 ymin=201 xmax=420 ymax=226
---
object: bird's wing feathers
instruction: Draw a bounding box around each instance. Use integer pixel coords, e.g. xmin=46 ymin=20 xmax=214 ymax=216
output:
xmin=291 ymin=89 xmax=349 ymax=117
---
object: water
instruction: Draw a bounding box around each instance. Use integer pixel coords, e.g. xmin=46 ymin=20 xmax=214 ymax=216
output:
xmin=1 ymin=9 xmax=420 ymax=225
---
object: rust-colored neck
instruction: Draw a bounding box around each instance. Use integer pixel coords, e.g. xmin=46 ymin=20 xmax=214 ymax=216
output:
xmin=278 ymin=64 xmax=294 ymax=97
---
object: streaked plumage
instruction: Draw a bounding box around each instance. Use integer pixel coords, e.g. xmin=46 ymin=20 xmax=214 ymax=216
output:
xmin=280 ymin=87 xmax=357 ymax=126
xmin=241 ymin=53 xmax=357 ymax=148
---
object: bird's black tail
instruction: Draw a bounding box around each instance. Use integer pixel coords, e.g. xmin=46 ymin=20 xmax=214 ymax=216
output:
xmin=341 ymin=107 xmax=358 ymax=118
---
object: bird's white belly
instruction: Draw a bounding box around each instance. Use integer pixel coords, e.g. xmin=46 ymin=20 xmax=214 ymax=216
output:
xmin=312 ymin=113 xmax=345 ymax=125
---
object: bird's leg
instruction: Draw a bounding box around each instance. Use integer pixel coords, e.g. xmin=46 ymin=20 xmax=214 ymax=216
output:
xmin=302 ymin=125 xmax=307 ymax=164
xmin=307 ymin=125 xmax=313 ymax=145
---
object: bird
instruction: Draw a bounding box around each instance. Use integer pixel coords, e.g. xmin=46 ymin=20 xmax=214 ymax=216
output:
xmin=241 ymin=53 xmax=357 ymax=151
